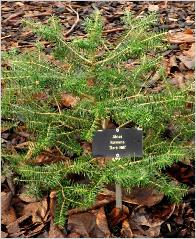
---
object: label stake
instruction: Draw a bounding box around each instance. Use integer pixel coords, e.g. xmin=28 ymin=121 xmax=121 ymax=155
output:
xmin=115 ymin=182 xmax=122 ymax=209
xmin=114 ymin=153 xmax=122 ymax=209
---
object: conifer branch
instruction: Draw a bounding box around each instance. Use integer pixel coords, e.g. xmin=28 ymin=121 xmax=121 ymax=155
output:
xmin=57 ymin=38 xmax=93 ymax=65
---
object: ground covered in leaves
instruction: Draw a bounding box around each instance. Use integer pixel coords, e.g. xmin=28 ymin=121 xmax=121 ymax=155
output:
xmin=1 ymin=1 xmax=195 ymax=238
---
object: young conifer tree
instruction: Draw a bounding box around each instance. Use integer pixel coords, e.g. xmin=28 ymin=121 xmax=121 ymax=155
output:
xmin=2 ymin=11 xmax=194 ymax=227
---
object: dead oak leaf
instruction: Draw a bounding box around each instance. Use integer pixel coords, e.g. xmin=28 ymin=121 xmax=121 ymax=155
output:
xmin=67 ymin=208 xmax=111 ymax=237
xmin=184 ymin=70 xmax=194 ymax=81
xmin=49 ymin=220 xmax=65 ymax=238
xmin=177 ymin=43 xmax=195 ymax=70
xmin=1 ymin=207 xmax=17 ymax=226
xmin=168 ymin=30 xmax=195 ymax=44
xmin=34 ymin=149 xmax=70 ymax=165
xmin=27 ymin=223 xmax=49 ymax=238
xmin=1 ymin=191 xmax=12 ymax=213
xmin=169 ymin=55 xmax=178 ymax=72
xmin=121 ymin=219 xmax=133 ymax=238
xmin=123 ymin=187 xmax=164 ymax=207
xmin=67 ymin=211 xmax=96 ymax=237
xmin=129 ymin=204 xmax=175 ymax=227
xmin=18 ymin=186 xmax=39 ymax=203
xmin=183 ymin=43 xmax=195 ymax=58
xmin=129 ymin=204 xmax=175 ymax=237
xmin=177 ymin=55 xmax=195 ymax=70
xmin=1 ymin=231 xmax=8 ymax=238
xmin=6 ymin=214 xmax=31 ymax=236
xmin=170 ymin=72 xmax=185 ymax=88
xmin=109 ymin=206 xmax=129 ymax=228
xmin=60 ymin=93 xmax=79 ymax=108
xmin=103 ymin=186 xmax=164 ymax=207
xmin=95 ymin=207 xmax=111 ymax=237
xmin=21 ymin=197 xmax=48 ymax=223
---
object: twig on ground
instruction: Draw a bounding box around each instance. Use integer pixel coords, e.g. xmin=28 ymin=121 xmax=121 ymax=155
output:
xmin=24 ymin=12 xmax=53 ymax=18
xmin=1 ymin=35 xmax=12 ymax=40
xmin=64 ymin=5 xmax=80 ymax=37
xmin=103 ymin=27 xmax=124 ymax=34
xmin=68 ymin=198 xmax=115 ymax=215
xmin=3 ymin=11 xmax=24 ymax=23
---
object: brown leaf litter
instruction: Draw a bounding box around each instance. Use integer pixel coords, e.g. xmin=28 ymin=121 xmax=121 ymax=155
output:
xmin=67 ymin=207 xmax=111 ymax=237
xmin=129 ymin=203 xmax=176 ymax=237
xmin=168 ymin=29 xmax=195 ymax=44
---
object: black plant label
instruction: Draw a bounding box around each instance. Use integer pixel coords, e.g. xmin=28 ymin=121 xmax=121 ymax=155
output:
xmin=92 ymin=128 xmax=143 ymax=158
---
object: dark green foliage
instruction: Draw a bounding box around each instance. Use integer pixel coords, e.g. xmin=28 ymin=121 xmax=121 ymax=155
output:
xmin=2 ymin=11 xmax=194 ymax=227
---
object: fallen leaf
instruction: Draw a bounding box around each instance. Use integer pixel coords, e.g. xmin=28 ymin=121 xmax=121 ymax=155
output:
xmin=1 ymin=191 xmax=12 ymax=213
xmin=161 ymin=58 xmax=171 ymax=75
xmin=178 ymin=61 xmax=187 ymax=71
xmin=183 ymin=43 xmax=195 ymax=58
xmin=21 ymin=197 xmax=48 ymax=223
xmin=67 ymin=211 xmax=96 ymax=237
xmin=129 ymin=204 xmax=175 ymax=227
xmin=6 ymin=197 xmax=49 ymax=237
xmin=148 ymin=4 xmax=159 ymax=12
xmin=169 ymin=55 xmax=179 ymax=72
xmin=95 ymin=207 xmax=111 ymax=237
xmin=123 ymin=187 xmax=164 ymax=207
xmin=109 ymin=206 xmax=129 ymax=228
xmin=121 ymin=219 xmax=133 ymax=238
xmin=49 ymin=220 xmax=65 ymax=238
xmin=103 ymin=187 xmax=164 ymax=207
xmin=1 ymin=231 xmax=8 ymax=238
xmin=14 ymin=2 xmax=25 ymax=7
xmin=34 ymin=231 xmax=49 ymax=238
xmin=28 ymin=223 xmax=48 ymax=238
xmin=129 ymin=204 xmax=175 ymax=237
xmin=67 ymin=232 xmax=81 ymax=238
xmin=67 ymin=208 xmax=111 ymax=237
xmin=170 ymin=72 xmax=185 ymax=88
xmin=184 ymin=28 xmax=194 ymax=34
xmin=19 ymin=187 xmax=39 ymax=203
xmin=29 ymin=148 xmax=70 ymax=165
xmin=1 ymin=207 xmax=17 ymax=225
xmin=6 ymin=214 xmax=31 ymax=236
xmin=167 ymin=162 xmax=194 ymax=187
xmin=134 ymin=225 xmax=161 ymax=238
xmin=60 ymin=93 xmax=79 ymax=108
xmin=184 ymin=70 xmax=194 ymax=81
xmin=168 ymin=31 xmax=195 ymax=44
xmin=81 ymin=142 xmax=92 ymax=154
xmin=177 ymin=43 xmax=195 ymax=70
xmin=87 ymin=78 xmax=95 ymax=87
xmin=177 ymin=55 xmax=194 ymax=70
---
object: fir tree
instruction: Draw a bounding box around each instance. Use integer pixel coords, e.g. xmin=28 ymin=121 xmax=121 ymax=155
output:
xmin=2 ymin=11 xmax=194 ymax=227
